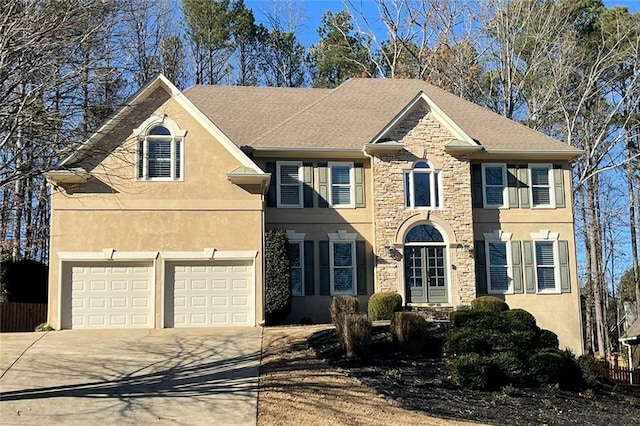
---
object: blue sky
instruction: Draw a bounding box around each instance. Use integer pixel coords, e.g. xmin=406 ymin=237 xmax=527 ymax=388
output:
xmin=244 ymin=0 xmax=640 ymax=47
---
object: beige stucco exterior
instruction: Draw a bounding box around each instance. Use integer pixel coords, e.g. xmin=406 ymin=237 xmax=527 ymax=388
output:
xmin=46 ymin=77 xmax=583 ymax=355
xmin=48 ymin=87 xmax=265 ymax=329
xmin=473 ymin=166 xmax=583 ymax=353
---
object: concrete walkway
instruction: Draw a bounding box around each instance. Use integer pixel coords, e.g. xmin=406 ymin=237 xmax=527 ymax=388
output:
xmin=0 ymin=328 xmax=262 ymax=425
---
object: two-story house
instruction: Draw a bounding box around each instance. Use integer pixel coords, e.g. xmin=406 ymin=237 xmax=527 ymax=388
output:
xmin=45 ymin=75 xmax=583 ymax=353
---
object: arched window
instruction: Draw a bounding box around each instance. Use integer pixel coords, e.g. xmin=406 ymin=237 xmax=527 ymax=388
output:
xmin=135 ymin=117 xmax=185 ymax=181
xmin=404 ymin=161 xmax=441 ymax=209
xmin=404 ymin=224 xmax=444 ymax=243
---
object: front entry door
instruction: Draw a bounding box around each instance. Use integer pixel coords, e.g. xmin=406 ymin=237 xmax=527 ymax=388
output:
xmin=404 ymin=246 xmax=447 ymax=303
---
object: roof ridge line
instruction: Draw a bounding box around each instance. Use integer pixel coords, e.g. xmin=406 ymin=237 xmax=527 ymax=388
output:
xmin=250 ymin=81 xmax=352 ymax=145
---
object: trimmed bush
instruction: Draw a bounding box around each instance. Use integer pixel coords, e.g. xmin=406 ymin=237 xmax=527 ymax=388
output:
xmin=343 ymin=313 xmax=372 ymax=359
xmin=444 ymin=327 xmax=507 ymax=356
xmin=536 ymin=329 xmax=560 ymax=350
xmin=330 ymin=296 xmax=359 ymax=348
xmin=450 ymin=353 xmax=502 ymax=390
xmin=529 ymin=349 xmax=581 ymax=389
xmin=471 ymin=296 xmax=510 ymax=313
xmin=490 ymin=351 xmax=528 ymax=387
xmin=504 ymin=309 xmax=538 ymax=331
xmin=577 ymin=355 xmax=605 ymax=388
xmin=367 ymin=292 xmax=402 ymax=321
xmin=450 ymin=310 xmax=509 ymax=332
xmin=264 ymin=229 xmax=292 ymax=324
xmin=390 ymin=312 xmax=441 ymax=356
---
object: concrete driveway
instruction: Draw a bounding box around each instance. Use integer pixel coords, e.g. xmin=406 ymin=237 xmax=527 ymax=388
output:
xmin=0 ymin=327 xmax=262 ymax=425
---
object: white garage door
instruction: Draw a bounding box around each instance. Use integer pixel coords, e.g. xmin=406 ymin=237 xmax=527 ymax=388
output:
xmin=170 ymin=261 xmax=254 ymax=327
xmin=69 ymin=262 xmax=154 ymax=329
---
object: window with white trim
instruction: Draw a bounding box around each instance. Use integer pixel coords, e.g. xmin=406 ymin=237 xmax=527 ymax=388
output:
xmin=328 ymin=230 xmax=357 ymax=295
xmin=535 ymin=241 xmax=559 ymax=292
xmin=404 ymin=161 xmax=441 ymax=209
xmin=277 ymin=161 xmax=303 ymax=207
xmin=482 ymin=164 xmax=507 ymax=208
xmin=288 ymin=241 xmax=304 ymax=296
xmin=483 ymin=231 xmax=513 ymax=294
xmin=529 ymin=164 xmax=554 ymax=208
xmin=135 ymin=116 xmax=185 ymax=181
xmin=329 ymin=162 xmax=354 ymax=208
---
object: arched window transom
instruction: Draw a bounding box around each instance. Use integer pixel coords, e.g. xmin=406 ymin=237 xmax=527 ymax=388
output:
xmin=404 ymin=224 xmax=444 ymax=243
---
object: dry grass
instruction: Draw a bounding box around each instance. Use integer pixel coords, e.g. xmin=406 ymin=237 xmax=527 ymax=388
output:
xmin=257 ymin=325 xmax=478 ymax=426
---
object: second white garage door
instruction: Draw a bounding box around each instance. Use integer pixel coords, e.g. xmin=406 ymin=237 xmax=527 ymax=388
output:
xmin=168 ymin=261 xmax=254 ymax=327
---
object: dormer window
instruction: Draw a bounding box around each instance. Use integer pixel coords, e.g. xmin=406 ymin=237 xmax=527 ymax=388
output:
xmin=134 ymin=116 xmax=186 ymax=181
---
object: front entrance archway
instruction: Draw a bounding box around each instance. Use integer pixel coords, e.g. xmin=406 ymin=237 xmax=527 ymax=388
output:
xmin=403 ymin=223 xmax=448 ymax=303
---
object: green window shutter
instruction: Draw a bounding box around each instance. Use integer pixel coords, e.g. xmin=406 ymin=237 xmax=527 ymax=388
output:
xmin=559 ymin=240 xmax=571 ymax=293
xmin=553 ymin=165 xmax=566 ymax=208
xmin=474 ymin=240 xmax=487 ymax=294
xmin=518 ymin=166 xmax=530 ymax=208
xmin=318 ymin=163 xmax=329 ymax=208
xmin=356 ymin=241 xmax=367 ymax=295
xmin=304 ymin=241 xmax=315 ymax=295
xmin=511 ymin=241 xmax=524 ymax=293
xmin=265 ymin=162 xmax=276 ymax=207
xmin=354 ymin=163 xmax=365 ymax=208
xmin=507 ymin=165 xmax=519 ymax=208
xmin=137 ymin=140 xmax=144 ymax=178
xmin=523 ymin=241 xmax=536 ymax=293
xmin=319 ymin=241 xmax=330 ymax=295
xmin=303 ymin=162 xmax=314 ymax=208
xmin=471 ymin=164 xmax=483 ymax=208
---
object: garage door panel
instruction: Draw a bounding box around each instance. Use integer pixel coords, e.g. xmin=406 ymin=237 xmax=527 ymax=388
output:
xmin=169 ymin=261 xmax=254 ymax=327
xmin=66 ymin=261 xmax=153 ymax=329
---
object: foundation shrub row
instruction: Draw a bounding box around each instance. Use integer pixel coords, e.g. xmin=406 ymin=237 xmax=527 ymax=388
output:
xmin=329 ymin=294 xmax=605 ymax=392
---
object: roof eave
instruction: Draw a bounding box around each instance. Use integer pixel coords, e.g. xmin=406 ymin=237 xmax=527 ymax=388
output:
xmin=363 ymin=142 xmax=405 ymax=155
xmin=244 ymin=146 xmax=367 ymax=159
xmin=44 ymin=169 xmax=91 ymax=184
xmin=227 ymin=173 xmax=270 ymax=185
xmin=470 ymin=149 xmax=584 ymax=161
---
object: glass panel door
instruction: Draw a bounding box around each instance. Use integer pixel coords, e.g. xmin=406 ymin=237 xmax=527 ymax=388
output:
xmin=404 ymin=247 xmax=425 ymax=303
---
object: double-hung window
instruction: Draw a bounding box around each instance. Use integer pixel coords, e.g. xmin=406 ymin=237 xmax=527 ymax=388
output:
xmin=535 ymin=241 xmax=559 ymax=292
xmin=482 ymin=164 xmax=507 ymax=208
xmin=486 ymin=241 xmax=511 ymax=293
xmin=288 ymin=241 xmax=304 ymax=296
xmin=329 ymin=236 xmax=356 ymax=295
xmin=136 ymin=118 xmax=185 ymax=181
xmin=277 ymin=162 xmax=303 ymax=207
xmin=328 ymin=162 xmax=354 ymax=208
xmin=404 ymin=161 xmax=441 ymax=209
xmin=530 ymin=164 xmax=554 ymax=208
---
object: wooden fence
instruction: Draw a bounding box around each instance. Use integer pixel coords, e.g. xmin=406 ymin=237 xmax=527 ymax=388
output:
xmin=0 ymin=302 xmax=47 ymax=332
xmin=602 ymin=361 xmax=640 ymax=386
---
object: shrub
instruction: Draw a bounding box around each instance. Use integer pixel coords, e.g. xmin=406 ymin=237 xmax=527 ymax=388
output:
xmin=450 ymin=353 xmax=502 ymax=390
xmin=536 ymin=329 xmax=560 ymax=350
xmin=391 ymin=312 xmax=441 ymax=356
xmin=450 ymin=310 xmax=509 ymax=332
xmin=577 ymin=355 xmax=605 ymax=389
xmin=471 ymin=296 xmax=510 ymax=313
xmin=367 ymin=292 xmax=402 ymax=321
xmin=331 ymin=296 xmax=359 ymax=348
xmin=264 ymin=229 xmax=292 ymax=324
xmin=35 ymin=323 xmax=54 ymax=332
xmin=342 ymin=313 xmax=372 ymax=359
xmin=490 ymin=351 xmax=528 ymax=387
xmin=529 ymin=349 xmax=580 ymax=389
xmin=444 ymin=327 xmax=507 ymax=356
xmin=504 ymin=309 xmax=538 ymax=331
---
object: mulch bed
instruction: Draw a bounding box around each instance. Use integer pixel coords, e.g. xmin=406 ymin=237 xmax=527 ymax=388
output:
xmin=308 ymin=326 xmax=640 ymax=426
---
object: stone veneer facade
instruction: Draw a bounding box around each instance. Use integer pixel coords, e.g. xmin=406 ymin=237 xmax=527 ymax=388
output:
xmin=372 ymin=102 xmax=476 ymax=305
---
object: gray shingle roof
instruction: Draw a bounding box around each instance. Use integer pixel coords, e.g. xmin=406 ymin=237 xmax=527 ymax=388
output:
xmin=183 ymin=78 xmax=577 ymax=153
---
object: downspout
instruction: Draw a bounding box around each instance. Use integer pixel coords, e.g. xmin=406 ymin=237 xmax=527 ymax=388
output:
xmin=259 ymin=179 xmax=268 ymax=327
